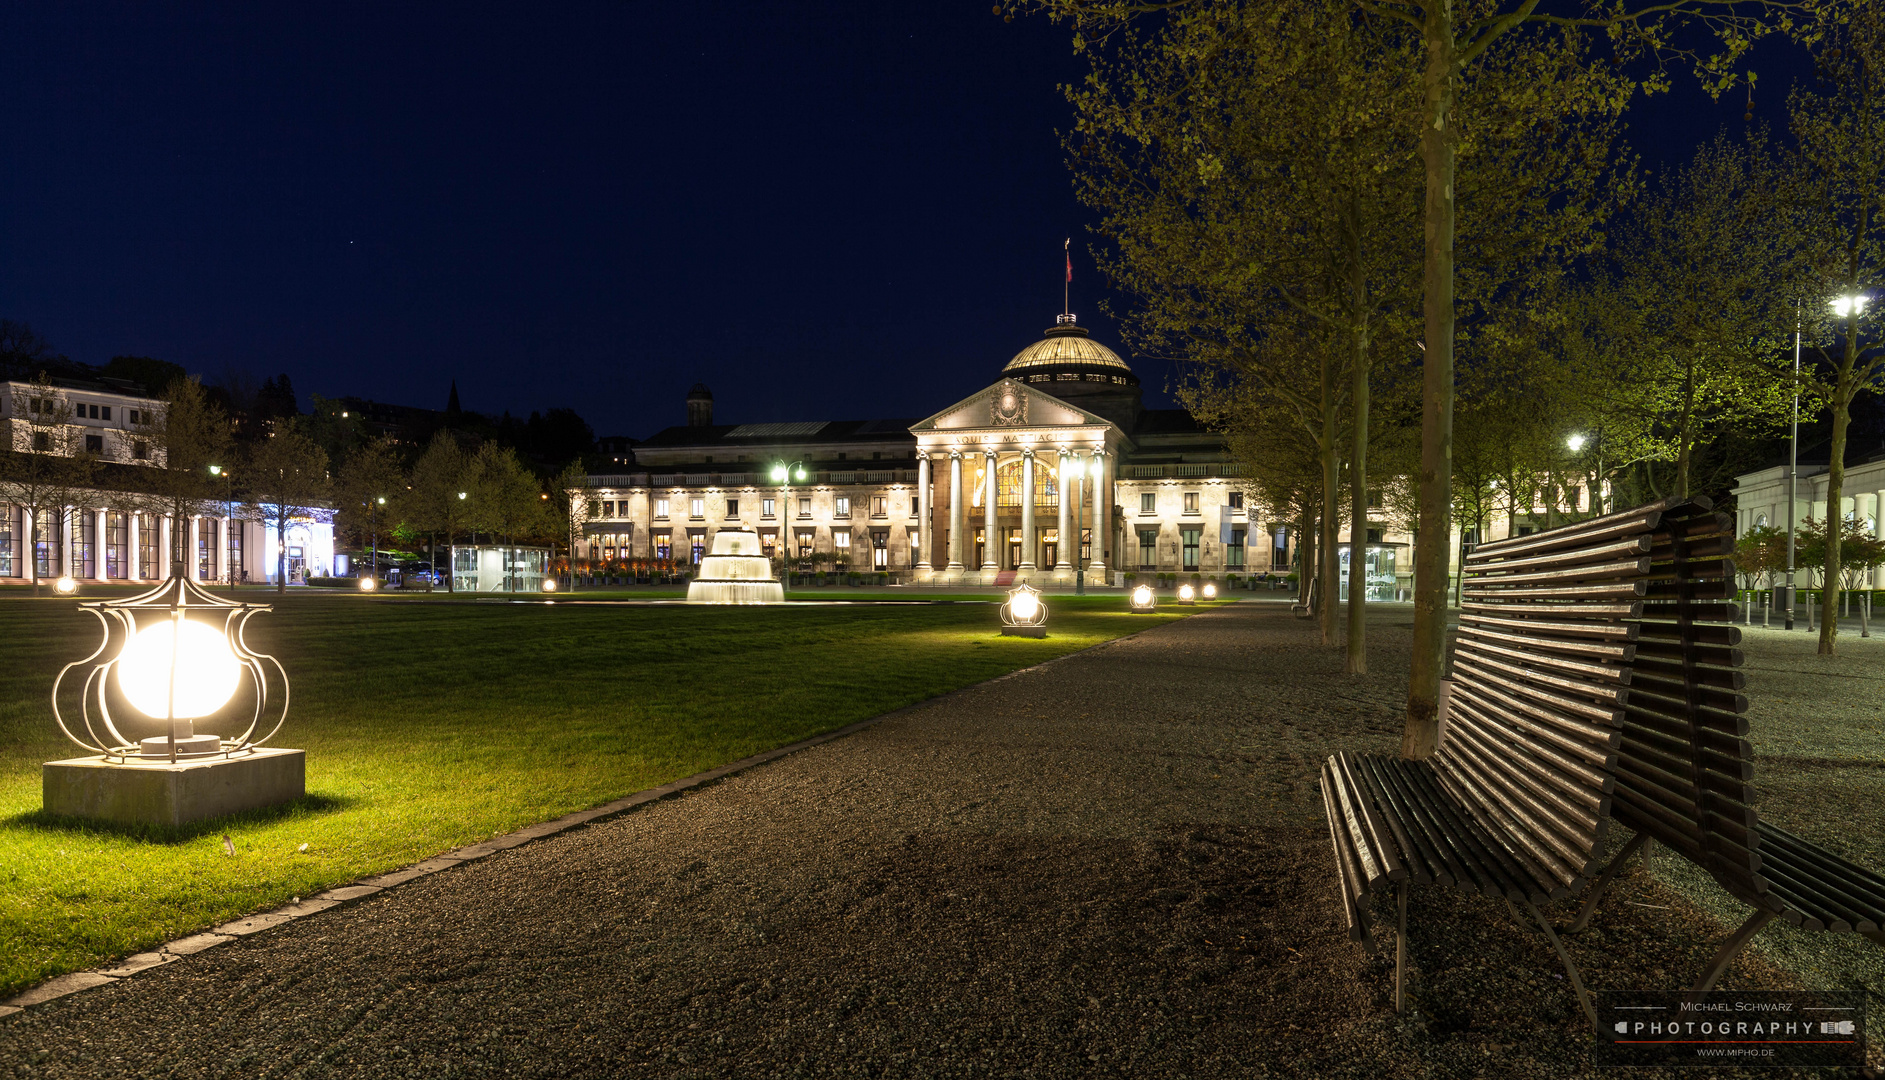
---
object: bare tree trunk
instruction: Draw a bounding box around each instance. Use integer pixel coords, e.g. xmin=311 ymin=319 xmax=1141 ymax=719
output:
xmin=1676 ymin=361 xmax=1695 ymax=499
xmin=1347 ymin=307 xmax=1371 ymax=670
xmin=1820 ymin=374 xmax=1852 ymax=654
xmin=1297 ymin=502 xmax=1314 ymax=607
xmin=1320 ymin=352 xmax=1341 ymax=647
xmin=276 ymin=518 xmax=287 ymax=594
xmin=1406 ymin=5 xmax=1456 ymax=760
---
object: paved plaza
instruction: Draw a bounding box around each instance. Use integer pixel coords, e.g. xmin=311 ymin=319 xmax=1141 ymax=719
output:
xmin=0 ymin=603 xmax=1850 ymax=1079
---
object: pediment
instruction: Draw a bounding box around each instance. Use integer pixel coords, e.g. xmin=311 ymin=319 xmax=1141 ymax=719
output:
xmin=909 ymin=379 xmax=1108 ymax=434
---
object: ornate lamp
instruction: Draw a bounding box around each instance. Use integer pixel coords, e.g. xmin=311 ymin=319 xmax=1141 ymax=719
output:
xmin=1130 ymin=584 xmax=1157 ymax=612
xmin=45 ymin=572 xmax=303 ymax=827
xmin=1000 ymin=583 xmax=1047 ymax=638
xmin=1178 ymin=583 xmax=1196 ymax=604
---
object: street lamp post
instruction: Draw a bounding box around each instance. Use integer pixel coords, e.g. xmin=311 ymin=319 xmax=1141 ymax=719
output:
xmin=771 ymin=460 xmax=807 ymax=600
xmin=371 ymin=495 xmax=385 ymax=588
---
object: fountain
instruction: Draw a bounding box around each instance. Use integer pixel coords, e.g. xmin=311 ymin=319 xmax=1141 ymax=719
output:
xmin=686 ymin=531 xmax=785 ymax=604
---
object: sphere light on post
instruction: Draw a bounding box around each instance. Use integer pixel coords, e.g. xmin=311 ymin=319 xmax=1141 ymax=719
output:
xmin=54 ymin=575 xmax=79 ymax=596
xmin=1000 ymin=583 xmax=1047 ymax=638
xmin=1202 ymin=582 xmax=1217 ymax=600
xmin=1130 ymin=584 xmax=1157 ymax=612
xmin=44 ymin=571 xmax=301 ymax=828
xmin=1178 ymin=583 xmax=1196 ymax=604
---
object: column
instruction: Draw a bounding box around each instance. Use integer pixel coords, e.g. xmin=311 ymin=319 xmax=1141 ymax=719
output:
xmin=915 ymin=452 xmax=932 ymax=571
xmin=1874 ymin=490 xmax=1885 ymax=588
xmin=94 ymin=508 xmax=106 ymax=580
xmin=946 ymin=451 xmax=964 ymax=570
xmin=1019 ymin=450 xmax=1036 ymax=570
xmin=981 ymin=449 xmax=998 ymax=571
xmin=1056 ymin=450 xmax=1072 ymax=570
xmin=189 ymin=516 xmax=201 ymax=580
xmin=1090 ymin=450 xmax=1109 ymax=581
xmin=128 ymin=513 xmax=140 ymax=580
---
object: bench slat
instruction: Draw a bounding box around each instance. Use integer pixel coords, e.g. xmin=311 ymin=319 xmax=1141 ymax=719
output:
xmin=1458 ymin=623 xmax=1637 ymax=661
xmin=1452 ymin=657 xmax=1623 ymax=727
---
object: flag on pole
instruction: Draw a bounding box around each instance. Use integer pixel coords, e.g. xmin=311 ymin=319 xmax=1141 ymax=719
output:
xmin=1065 ymin=239 xmax=1072 ymax=283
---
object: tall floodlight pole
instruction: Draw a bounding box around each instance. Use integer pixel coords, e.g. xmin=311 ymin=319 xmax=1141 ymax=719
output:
xmin=772 ymin=460 xmax=806 ymax=601
xmin=1786 ymin=305 xmax=1801 ymax=631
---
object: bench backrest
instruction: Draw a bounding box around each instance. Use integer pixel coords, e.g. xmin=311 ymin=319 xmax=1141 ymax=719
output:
xmin=1443 ymin=497 xmax=1705 ymax=894
xmin=1609 ymin=504 xmax=1763 ymax=903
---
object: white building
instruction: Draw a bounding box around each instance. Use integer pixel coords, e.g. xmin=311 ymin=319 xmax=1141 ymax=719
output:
xmin=0 ymin=375 xmax=334 ymax=587
xmin=1731 ymin=441 xmax=1885 ymax=588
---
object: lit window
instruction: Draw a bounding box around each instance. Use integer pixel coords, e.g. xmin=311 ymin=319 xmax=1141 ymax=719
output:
xmin=1184 ymin=492 xmax=1199 ymax=514
xmin=1140 ymin=493 xmax=1156 ymax=514
xmin=654 ymin=498 xmax=670 ymax=519
xmin=1228 ymin=529 xmax=1246 ymax=568
xmin=835 ymin=496 xmax=851 ymax=518
xmin=799 ymin=497 xmax=811 ymax=518
xmin=872 ymin=496 xmax=887 ymax=516
xmin=1181 ymin=526 xmax=1202 ymax=570
xmin=763 ymin=498 xmax=776 ymax=517
xmin=690 ymin=498 xmax=704 ymax=518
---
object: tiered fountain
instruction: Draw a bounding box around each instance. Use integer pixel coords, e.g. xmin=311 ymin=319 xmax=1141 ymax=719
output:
xmin=685 ymin=531 xmax=785 ymax=604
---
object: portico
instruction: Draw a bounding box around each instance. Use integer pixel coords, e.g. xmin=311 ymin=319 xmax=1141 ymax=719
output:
xmin=912 ymin=377 xmax=1120 ymax=586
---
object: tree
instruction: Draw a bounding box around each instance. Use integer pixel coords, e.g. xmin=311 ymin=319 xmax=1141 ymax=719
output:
xmin=549 ymin=460 xmax=594 ymax=592
xmin=102 ymin=355 xmax=188 ymax=397
xmin=334 ymin=439 xmax=407 ymax=577
xmin=133 ymin=376 xmax=232 ymax=573
xmin=244 ymin=423 xmax=332 ymax=593
xmin=407 ymin=433 xmax=473 ymax=591
xmin=1788 ymin=9 xmax=1885 ymax=654
xmin=1565 ymin=134 xmax=1799 ymax=500
xmin=0 ymin=375 xmax=98 ymax=593
xmin=0 ymin=322 xmax=71 ymax=381
xmin=465 ymin=442 xmax=546 ymax=592
xmin=1029 ymin=0 xmax=1834 ymax=757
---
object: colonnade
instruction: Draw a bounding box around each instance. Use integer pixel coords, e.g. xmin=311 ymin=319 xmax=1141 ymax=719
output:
xmin=921 ymin=446 xmax=1110 ymax=581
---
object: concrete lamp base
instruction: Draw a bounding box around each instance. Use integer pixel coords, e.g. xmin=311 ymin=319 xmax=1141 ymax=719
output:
xmin=44 ymin=748 xmax=306 ymax=828
xmin=1000 ymin=626 xmax=1047 ymax=638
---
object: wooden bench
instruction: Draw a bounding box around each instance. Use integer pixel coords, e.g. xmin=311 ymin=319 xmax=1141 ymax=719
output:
xmin=1321 ymin=497 xmax=1724 ymax=1027
xmin=1568 ymin=503 xmax=1885 ymax=987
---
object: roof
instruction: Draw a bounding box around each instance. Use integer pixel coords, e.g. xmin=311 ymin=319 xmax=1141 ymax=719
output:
xmin=2 ymin=374 xmax=162 ymax=400
xmin=1002 ymin=322 xmax=1131 ymax=373
xmin=635 ymin=418 xmax=922 ymax=450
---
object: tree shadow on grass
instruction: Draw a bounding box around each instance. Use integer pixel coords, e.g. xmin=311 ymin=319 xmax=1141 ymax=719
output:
xmin=0 ymin=792 xmax=359 ymax=844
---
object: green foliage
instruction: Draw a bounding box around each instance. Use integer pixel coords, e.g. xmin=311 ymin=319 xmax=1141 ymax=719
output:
xmin=1735 ymin=523 xmax=1789 ymax=587
xmin=333 ymin=439 xmax=407 ymax=553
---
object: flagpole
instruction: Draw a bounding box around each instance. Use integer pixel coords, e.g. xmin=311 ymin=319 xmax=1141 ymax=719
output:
xmin=1063 ymin=238 xmax=1070 ymax=317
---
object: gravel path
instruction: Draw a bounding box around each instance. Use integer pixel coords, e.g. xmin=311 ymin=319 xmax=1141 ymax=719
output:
xmin=0 ymin=603 xmax=1856 ymax=1079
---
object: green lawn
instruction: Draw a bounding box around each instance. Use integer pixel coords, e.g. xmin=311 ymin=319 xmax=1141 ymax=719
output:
xmin=0 ymin=588 xmax=1210 ymax=997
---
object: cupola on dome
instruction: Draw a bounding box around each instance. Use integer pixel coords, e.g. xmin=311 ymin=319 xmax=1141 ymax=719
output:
xmin=1002 ymin=317 xmax=1131 ymax=374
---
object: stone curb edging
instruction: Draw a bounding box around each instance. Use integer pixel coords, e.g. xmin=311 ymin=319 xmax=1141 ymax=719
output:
xmin=0 ymin=615 xmax=1196 ymax=1020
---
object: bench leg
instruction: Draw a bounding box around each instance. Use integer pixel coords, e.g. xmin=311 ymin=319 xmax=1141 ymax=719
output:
xmin=1517 ymin=899 xmax=1601 ymax=1030
xmin=1569 ymin=831 xmax=1649 ymax=933
xmin=1693 ymin=908 xmax=1776 ymax=993
xmin=1395 ymin=881 xmax=1408 ymax=1014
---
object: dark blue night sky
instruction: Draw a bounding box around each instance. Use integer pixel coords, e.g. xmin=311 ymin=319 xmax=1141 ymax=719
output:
xmin=0 ymin=3 xmax=1811 ymax=441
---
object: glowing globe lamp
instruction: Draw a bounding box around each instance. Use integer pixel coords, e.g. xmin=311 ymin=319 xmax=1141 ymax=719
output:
xmin=1000 ymin=583 xmax=1047 ymax=638
xmin=119 ymin=619 xmax=243 ymax=720
xmin=543 ymin=577 xmax=558 ymax=593
xmin=53 ymin=575 xmax=78 ymax=595
xmin=1130 ymin=584 xmax=1156 ymax=612
xmin=358 ymin=576 xmax=377 ymax=592
xmin=1202 ymin=583 xmax=1217 ymax=600
xmin=1179 ymin=583 xmax=1196 ymax=604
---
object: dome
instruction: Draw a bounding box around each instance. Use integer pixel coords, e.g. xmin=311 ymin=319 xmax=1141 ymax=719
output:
xmin=1002 ymin=319 xmax=1131 ymax=373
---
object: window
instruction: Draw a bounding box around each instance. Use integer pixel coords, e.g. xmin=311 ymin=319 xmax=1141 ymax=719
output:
xmin=725 ymin=499 xmax=739 ymax=518
xmin=31 ymin=432 xmax=49 ymax=452
xmin=1181 ymin=526 xmax=1202 ymax=571
xmin=33 ymin=509 xmax=60 ymax=578
xmin=138 ymin=514 xmax=157 ymax=576
xmin=133 ymin=441 xmax=149 ymax=460
xmin=690 ymin=497 xmax=704 ymax=519
xmin=1229 ymin=492 xmax=1244 ymax=509
xmin=1081 ymin=529 xmax=1092 ymax=562
xmin=690 ymin=531 xmax=706 ymax=564
xmin=0 ymin=508 xmax=14 ymax=578
xmin=1366 ymin=528 xmax=1382 ymax=544
xmin=871 ymin=529 xmax=888 ymax=569
xmin=834 ymin=531 xmax=851 ymax=564
xmin=106 ymin=512 xmax=128 ymax=579
xmin=1138 ymin=529 xmax=1158 ymax=569
xmin=197 ymin=517 xmax=216 ymax=580
xmin=762 ymin=497 xmax=776 ymax=517
xmin=911 ymin=497 xmax=919 ymax=517
xmin=909 ymin=528 xmax=920 ymax=555
xmin=226 ymin=519 xmax=244 ymax=582
xmin=655 ymin=533 xmax=673 ymax=560
xmin=837 ymin=453 xmax=847 ymax=461
xmin=760 ymin=530 xmax=777 ymax=557
xmin=1366 ymin=488 xmax=1383 ymax=509
xmin=835 ymin=496 xmax=851 ymax=518
xmin=795 ymin=529 xmax=814 ymax=559
xmin=654 ymin=498 xmax=670 ymax=520
xmin=101 ymin=406 xmax=111 ymax=421
xmin=73 ymin=511 xmax=96 ymax=579
xmin=85 ymin=435 xmax=103 ymax=453
xmin=1183 ymin=492 xmax=1199 ymax=514
xmin=129 ymin=409 xmax=141 ymax=425
xmin=1228 ymin=529 xmax=1245 ymax=569
xmin=704 ymin=456 xmax=714 ymax=464
xmin=88 ymin=404 xmax=100 ymax=419
xmin=871 ymin=496 xmax=887 ymax=517
xmin=1140 ymin=493 xmax=1156 ymax=514
xmin=798 ymin=497 xmax=811 ymax=518
xmin=873 ymin=452 xmax=882 ymax=460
